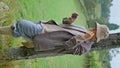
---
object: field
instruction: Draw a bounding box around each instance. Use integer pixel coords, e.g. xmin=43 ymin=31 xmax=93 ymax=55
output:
xmin=0 ymin=0 xmax=88 ymax=68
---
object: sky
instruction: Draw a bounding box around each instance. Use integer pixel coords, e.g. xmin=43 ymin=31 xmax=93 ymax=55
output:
xmin=109 ymin=0 xmax=120 ymax=34
xmin=109 ymin=0 xmax=120 ymax=68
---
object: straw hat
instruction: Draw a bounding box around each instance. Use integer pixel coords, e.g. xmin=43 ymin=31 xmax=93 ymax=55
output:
xmin=95 ymin=22 xmax=109 ymax=42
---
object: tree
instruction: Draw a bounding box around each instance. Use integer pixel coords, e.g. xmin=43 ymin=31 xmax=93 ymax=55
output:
xmin=0 ymin=32 xmax=120 ymax=60
xmin=101 ymin=0 xmax=113 ymax=19
xmin=106 ymin=23 xmax=119 ymax=30
xmin=83 ymin=0 xmax=97 ymax=12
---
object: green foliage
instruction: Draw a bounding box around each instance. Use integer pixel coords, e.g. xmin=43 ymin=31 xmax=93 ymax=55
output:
xmin=99 ymin=50 xmax=112 ymax=68
xmin=86 ymin=50 xmax=112 ymax=68
xmin=83 ymin=0 xmax=97 ymax=11
xmin=83 ymin=0 xmax=101 ymax=19
xmin=83 ymin=0 xmax=114 ymax=30
xmin=106 ymin=23 xmax=119 ymax=30
xmin=87 ymin=16 xmax=119 ymax=30
xmin=86 ymin=51 xmax=102 ymax=68
xmin=101 ymin=0 xmax=113 ymax=18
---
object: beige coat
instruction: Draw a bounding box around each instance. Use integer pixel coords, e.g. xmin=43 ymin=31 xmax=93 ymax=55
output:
xmin=32 ymin=20 xmax=94 ymax=55
xmin=41 ymin=20 xmax=87 ymax=36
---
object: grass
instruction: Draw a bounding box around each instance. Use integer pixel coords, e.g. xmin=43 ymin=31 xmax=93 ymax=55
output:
xmin=14 ymin=55 xmax=85 ymax=68
xmin=94 ymin=3 xmax=101 ymax=19
xmin=0 ymin=0 xmax=88 ymax=68
xmin=88 ymin=51 xmax=102 ymax=68
xmin=15 ymin=0 xmax=88 ymax=27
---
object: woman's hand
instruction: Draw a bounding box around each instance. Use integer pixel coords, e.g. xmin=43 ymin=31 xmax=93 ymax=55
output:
xmin=82 ymin=31 xmax=95 ymax=40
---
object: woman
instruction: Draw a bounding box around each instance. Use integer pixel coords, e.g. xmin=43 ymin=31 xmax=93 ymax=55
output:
xmin=0 ymin=13 xmax=109 ymax=55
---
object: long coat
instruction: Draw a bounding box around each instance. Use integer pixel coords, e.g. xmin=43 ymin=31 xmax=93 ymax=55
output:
xmin=33 ymin=20 xmax=94 ymax=55
xmin=4 ymin=20 xmax=94 ymax=59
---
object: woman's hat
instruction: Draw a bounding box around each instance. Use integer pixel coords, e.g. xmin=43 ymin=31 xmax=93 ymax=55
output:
xmin=95 ymin=22 xmax=109 ymax=42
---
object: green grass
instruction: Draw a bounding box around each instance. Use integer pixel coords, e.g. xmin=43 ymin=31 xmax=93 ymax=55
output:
xmin=88 ymin=51 xmax=102 ymax=68
xmin=95 ymin=3 xmax=101 ymax=18
xmin=38 ymin=55 xmax=85 ymax=68
xmin=0 ymin=0 xmax=88 ymax=68
xmin=15 ymin=0 xmax=88 ymax=28
xmin=15 ymin=55 xmax=85 ymax=68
